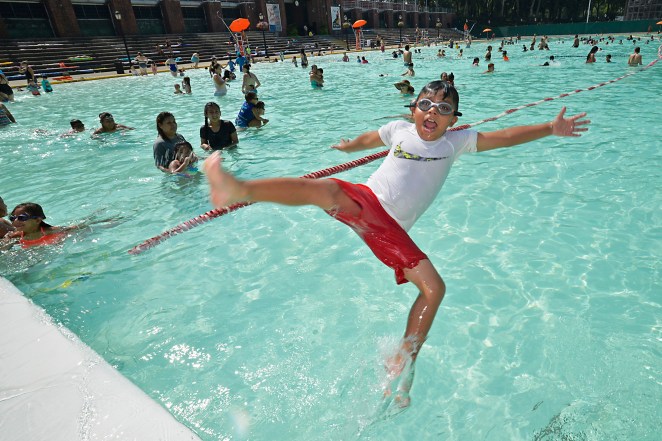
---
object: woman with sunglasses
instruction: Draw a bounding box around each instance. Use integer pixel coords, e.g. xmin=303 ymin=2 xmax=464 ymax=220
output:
xmin=2 ymin=203 xmax=72 ymax=248
xmin=203 ymin=80 xmax=590 ymax=410
xmin=93 ymin=112 xmax=134 ymax=135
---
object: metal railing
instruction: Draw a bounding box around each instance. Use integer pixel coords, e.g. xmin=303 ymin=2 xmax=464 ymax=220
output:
xmin=340 ymin=1 xmax=453 ymax=13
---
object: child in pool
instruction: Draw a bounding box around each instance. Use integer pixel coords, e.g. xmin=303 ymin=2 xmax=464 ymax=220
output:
xmin=401 ymin=63 xmax=415 ymax=77
xmin=203 ymin=80 xmax=590 ymax=408
xmin=2 ymin=203 xmax=74 ymax=249
xmin=235 ymin=92 xmax=268 ymax=129
xmin=182 ymin=76 xmax=192 ymax=94
xmin=62 ymin=118 xmax=85 ymax=136
xmin=394 ymin=80 xmax=415 ymax=95
xmin=484 ymin=63 xmax=495 ymax=73
xmin=26 ymin=79 xmax=40 ymax=96
xmin=253 ymin=101 xmax=266 ymax=121
xmin=174 ymin=84 xmax=183 ymax=94
xmin=167 ymin=141 xmax=196 ymax=174
xmin=41 ymin=76 xmax=53 ymax=92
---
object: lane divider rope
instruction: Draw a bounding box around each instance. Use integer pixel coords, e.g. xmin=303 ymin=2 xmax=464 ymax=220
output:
xmin=128 ymin=45 xmax=661 ymax=255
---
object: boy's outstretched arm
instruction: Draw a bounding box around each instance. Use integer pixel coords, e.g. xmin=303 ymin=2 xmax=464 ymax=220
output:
xmin=476 ymin=107 xmax=590 ymax=152
xmin=331 ymin=130 xmax=385 ymax=153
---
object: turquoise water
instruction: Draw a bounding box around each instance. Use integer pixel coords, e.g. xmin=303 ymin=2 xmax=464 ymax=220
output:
xmin=2 ymin=36 xmax=661 ymax=440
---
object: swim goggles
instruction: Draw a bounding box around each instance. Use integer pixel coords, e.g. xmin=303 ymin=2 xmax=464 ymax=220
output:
xmin=9 ymin=214 xmax=39 ymax=222
xmin=412 ymin=99 xmax=462 ymax=116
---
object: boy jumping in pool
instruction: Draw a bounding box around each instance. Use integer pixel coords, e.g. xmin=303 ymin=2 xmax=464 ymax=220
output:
xmin=204 ymin=80 xmax=590 ymax=407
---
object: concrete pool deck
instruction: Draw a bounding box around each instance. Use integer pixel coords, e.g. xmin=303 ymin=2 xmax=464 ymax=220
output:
xmin=0 ymin=277 xmax=201 ymax=441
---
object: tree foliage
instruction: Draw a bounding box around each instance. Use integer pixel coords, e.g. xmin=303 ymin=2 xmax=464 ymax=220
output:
xmin=442 ymin=0 xmax=627 ymax=24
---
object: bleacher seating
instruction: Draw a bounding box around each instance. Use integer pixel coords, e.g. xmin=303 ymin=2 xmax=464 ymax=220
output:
xmin=0 ymin=27 xmax=464 ymax=82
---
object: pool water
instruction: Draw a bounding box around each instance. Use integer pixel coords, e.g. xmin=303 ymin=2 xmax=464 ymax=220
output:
xmin=2 ymin=36 xmax=661 ymax=440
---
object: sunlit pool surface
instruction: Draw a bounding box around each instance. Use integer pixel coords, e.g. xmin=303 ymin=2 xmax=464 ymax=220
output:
xmin=2 ymin=36 xmax=661 ymax=440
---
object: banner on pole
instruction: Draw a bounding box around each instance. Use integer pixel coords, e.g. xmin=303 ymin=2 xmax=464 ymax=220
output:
xmin=331 ymin=6 xmax=341 ymax=30
xmin=266 ymin=4 xmax=282 ymax=32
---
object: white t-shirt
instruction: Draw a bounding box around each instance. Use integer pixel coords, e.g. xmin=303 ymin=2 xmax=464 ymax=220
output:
xmin=366 ymin=120 xmax=478 ymax=231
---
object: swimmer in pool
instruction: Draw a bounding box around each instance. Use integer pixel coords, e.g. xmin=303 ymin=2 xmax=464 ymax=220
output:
xmin=204 ymin=80 xmax=590 ymax=409
xmin=167 ymin=141 xmax=196 ymax=174
xmin=394 ymin=80 xmax=415 ymax=95
xmin=1 ymin=203 xmax=75 ymax=249
xmin=309 ymin=65 xmax=324 ymax=88
xmin=0 ymin=196 xmax=15 ymax=238
xmin=93 ymin=112 xmax=134 ymax=135
xmin=628 ymin=47 xmax=642 ymax=66
xmin=0 ymin=103 xmax=16 ymax=127
xmin=60 ymin=119 xmax=85 ymax=137
xmin=235 ymin=92 xmax=268 ymax=129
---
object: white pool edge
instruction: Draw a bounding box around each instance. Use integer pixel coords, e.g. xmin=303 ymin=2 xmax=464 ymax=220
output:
xmin=0 ymin=277 xmax=201 ymax=441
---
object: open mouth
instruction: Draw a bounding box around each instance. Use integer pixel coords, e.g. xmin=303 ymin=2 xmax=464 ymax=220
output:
xmin=422 ymin=118 xmax=438 ymax=133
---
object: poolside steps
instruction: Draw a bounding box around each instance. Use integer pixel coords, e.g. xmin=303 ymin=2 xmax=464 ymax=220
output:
xmin=1 ymin=27 xmax=461 ymax=82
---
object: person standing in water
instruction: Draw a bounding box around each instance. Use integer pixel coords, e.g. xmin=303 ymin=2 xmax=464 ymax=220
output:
xmin=200 ymin=102 xmax=238 ymax=151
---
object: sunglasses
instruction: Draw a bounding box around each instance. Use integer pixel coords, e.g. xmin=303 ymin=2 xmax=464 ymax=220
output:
xmin=9 ymin=214 xmax=39 ymax=222
xmin=415 ymin=99 xmax=462 ymax=116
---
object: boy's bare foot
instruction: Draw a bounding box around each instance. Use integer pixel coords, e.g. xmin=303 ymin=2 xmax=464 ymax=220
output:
xmin=382 ymin=350 xmax=415 ymax=409
xmin=204 ymin=152 xmax=246 ymax=208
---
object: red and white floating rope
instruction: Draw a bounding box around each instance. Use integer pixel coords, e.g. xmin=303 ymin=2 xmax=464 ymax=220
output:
xmin=128 ymin=46 xmax=661 ymax=255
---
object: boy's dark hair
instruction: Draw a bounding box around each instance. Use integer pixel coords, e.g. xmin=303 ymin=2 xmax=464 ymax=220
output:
xmin=70 ymin=119 xmax=83 ymax=128
xmin=415 ymin=80 xmax=461 ymax=115
xmin=254 ymin=101 xmax=265 ymax=110
xmin=244 ymin=91 xmax=258 ymax=101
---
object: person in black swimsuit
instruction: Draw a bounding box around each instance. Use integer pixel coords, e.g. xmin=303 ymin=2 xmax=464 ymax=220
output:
xmin=200 ymin=102 xmax=238 ymax=151
xmin=19 ymin=61 xmax=35 ymax=85
xmin=0 ymin=73 xmax=14 ymax=101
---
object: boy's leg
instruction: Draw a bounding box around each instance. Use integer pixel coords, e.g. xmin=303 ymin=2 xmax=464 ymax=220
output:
xmin=384 ymin=259 xmax=445 ymax=405
xmin=204 ymin=151 xmax=360 ymax=214
xmin=401 ymin=259 xmax=446 ymax=359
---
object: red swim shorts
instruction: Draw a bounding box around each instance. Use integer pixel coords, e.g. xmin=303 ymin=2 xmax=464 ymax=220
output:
xmin=326 ymin=178 xmax=428 ymax=285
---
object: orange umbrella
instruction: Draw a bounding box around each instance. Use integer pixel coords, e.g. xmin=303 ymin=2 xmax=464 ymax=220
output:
xmin=229 ymin=18 xmax=250 ymax=32
xmin=482 ymin=28 xmax=492 ymax=32
xmin=352 ymin=19 xmax=367 ymax=29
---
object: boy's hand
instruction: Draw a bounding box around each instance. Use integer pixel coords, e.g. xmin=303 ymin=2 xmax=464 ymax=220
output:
xmin=331 ymin=138 xmax=351 ymax=151
xmin=552 ymin=107 xmax=590 ymax=137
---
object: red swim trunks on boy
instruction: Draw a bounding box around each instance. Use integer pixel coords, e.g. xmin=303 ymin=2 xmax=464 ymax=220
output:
xmin=326 ymin=178 xmax=428 ymax=284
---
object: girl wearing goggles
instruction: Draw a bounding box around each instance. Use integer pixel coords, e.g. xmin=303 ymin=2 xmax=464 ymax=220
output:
xmin=2 ymin=203 xmax=71 ymax=249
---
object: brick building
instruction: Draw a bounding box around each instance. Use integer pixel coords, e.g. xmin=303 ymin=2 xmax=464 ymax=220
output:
xmin=0 ymin=0 xmax=455 ymax=39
